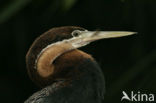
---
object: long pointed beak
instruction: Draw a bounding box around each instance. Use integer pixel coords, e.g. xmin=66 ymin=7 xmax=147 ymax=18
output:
xmin=66 ymin=30 xmax=137 ymax=48
xmin=80 ymin=31 xmax=136 ymax=42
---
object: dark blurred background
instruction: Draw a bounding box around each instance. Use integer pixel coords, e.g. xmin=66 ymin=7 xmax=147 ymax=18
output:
xmin=0 ymin=0 xmax=156 ymax=103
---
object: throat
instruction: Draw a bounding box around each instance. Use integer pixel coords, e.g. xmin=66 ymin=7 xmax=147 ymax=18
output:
xmin=36 ymin=42 xmax=75 ymax=78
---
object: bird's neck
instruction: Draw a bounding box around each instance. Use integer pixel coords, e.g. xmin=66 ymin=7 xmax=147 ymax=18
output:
xmin=36 ymin=42 xmax=75 ymax=78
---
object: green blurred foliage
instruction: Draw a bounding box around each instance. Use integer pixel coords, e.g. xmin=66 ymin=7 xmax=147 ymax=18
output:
xmin=121 ymin=0 xmax=125 ymax=2
xmin=61 ymin=0 xmax=77 ymax=11
xmin=0 ymin=0 xmax=78 ymax=24
xmin=0 ymin=0 xmax=31 ymax=23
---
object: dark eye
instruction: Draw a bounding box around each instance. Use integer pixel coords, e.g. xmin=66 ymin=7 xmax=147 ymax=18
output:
xmin=71 ymin=30 xmax=81 ymax=37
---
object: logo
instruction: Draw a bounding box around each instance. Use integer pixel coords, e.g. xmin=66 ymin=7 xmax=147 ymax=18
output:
xmin=121 ymin=91 xmax=155 ymax=102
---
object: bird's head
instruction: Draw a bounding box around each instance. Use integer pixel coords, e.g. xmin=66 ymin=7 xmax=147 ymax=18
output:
xmin=26 ymin=26 xmax=135 ymax=87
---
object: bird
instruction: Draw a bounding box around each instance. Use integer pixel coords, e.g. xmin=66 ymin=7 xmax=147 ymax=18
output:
xmin=25 ymin=26 xmax=135 ymax=103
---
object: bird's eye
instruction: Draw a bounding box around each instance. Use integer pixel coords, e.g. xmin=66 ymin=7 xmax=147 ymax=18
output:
xmin=71 ymin=30 xmax=81 ymax=37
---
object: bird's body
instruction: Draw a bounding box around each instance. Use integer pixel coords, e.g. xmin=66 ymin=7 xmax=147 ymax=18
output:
xmin=25 ymin=58 xmax=105 ymax=103
xmin=25 ymin=26 xmax=135 ymax=103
